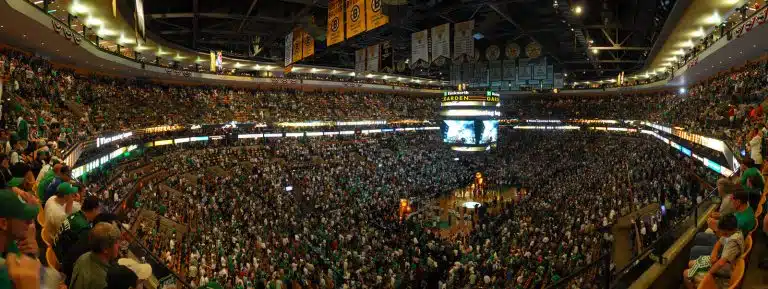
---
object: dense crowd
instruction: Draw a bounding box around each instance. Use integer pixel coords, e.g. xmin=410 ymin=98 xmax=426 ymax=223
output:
xmin=1 ymin=44 xmax=767 ymax=289
xmin=1 ymin=48 xmax=440 ymax=138
xmin=101 ymin=129 xmax=710 ymax=289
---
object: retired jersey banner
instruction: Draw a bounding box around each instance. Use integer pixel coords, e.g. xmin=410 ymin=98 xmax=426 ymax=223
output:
xmin=380 ymin=41 xmax=393 ymax=72
xmin=431 ymin=23 xmax=450 ymax=63
xmin=453 ymin=20 xmax=474 ymax=62
xmin=533 ymin=65 xmax=546 ymax=80
xmin=366 ymin=44 xmax=380 ymax=72
xmin=327 ymin=0 xmax=344 ymax=46
xmin=411 ymin=29 xmax=429 ymax=68
xmin=489 ymin=61 xmax=502 ymax=81
xmin=554 ymin=73 xmax=564 ymax=88
xmin=302 ymin=31 xmax=315 ymax=59
xmin=518 ymin=58 xmax=531 ymax=80
xmin=355 ymin=48 xmax=366 ymax=77
xmin=346 ymin=0 xmax=365 ymax=39
xmin=284 ymin=32 xmax=293 ymax=66
xmin=292 ymin=30 xmax=303 ymax=63
xmin=365 ymin=0 xmax=388 ymax=31
xmin=503 ymin=59 xmax=516 ymax=81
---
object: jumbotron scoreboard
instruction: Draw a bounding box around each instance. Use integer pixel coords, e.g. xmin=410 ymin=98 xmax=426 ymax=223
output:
xmin=440 ymin=89 xmax=500 ymax=152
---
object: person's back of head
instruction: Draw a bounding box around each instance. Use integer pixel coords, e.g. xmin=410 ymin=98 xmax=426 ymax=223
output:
xmin=718 ymin=214 xmax=739 ymax=233
xmin=88 ymin=222 xmax=120 ymax=258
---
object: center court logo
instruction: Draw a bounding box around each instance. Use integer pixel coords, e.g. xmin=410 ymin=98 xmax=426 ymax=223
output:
xmin=351 ymin=5 xmax=361 ymax=22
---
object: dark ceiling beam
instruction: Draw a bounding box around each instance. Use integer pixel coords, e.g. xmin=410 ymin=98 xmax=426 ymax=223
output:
xmin=148 ymin=13 xmax=292 ymax=24
xmin=591 ymin=46 xmax=651 ymax=51
xmin=199 ymin=40 xmax=250 ymax=45
xmin=237 ymin=0 xmax=259 ymax=33
xmin=192 ymin=0 xmax=199 ymax=49
xmin=563 ymin=60 xmax=645 ymax=64
xmin=643 ymin=0 xmax=693 ymax=70
xmin=486 ymin=3 xmax=560 ymax=64
xmin=158 ymin=29 xmax=267 ymax=36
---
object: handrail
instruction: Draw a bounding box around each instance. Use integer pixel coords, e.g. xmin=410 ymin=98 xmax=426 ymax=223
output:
xmin=674 ymin=4 xmax=768 ymax=73
xmin=18 ymin=0 xmax=445 ymax=92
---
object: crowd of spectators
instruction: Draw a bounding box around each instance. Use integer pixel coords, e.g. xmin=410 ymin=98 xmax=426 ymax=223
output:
xmin=1 ymin=43 xmax=767 ymax=289
xmin=101 ymin=129 xmax=710 ymax=289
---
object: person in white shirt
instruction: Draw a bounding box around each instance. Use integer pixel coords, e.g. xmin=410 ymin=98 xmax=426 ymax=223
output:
xmin=748 ymin=128 xmax=763 ymax=165
xmin=44 ymin=182 xmax=81 ymax=242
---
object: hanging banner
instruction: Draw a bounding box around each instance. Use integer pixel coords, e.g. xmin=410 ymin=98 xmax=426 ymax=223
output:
xmin=554 ymin=73 xmax=564 ymax=88
xmin=355 ymin=48 xmax=366 ymax=77
xmin=284 ymin=32 xmax=293 ymax=66
xmin=380 ymin=41 xmax=393 ymax=73
xmin=475 ymin=62 xmax=487 ymax=86
xmin=209 ymin=51 xmax=216 ymax=72
xmin=302 ymin=31 xmax=315 ymax=59
xmin=327 ymin=0 xmax=344 ymax=46
xmin=366 ymin=44 xmax=380 ymax=72
xmin=430 ymin=23 xmax=450 ymax=63
xmin=461 ymin=63 xmax=472 ymax=84
xmin=503 ymin=59 xmax=516 ymax=81
xmin=546 ymin=65 xmax=554 ymax=81
xmin=489 ymin=61 xmax=502 ymax=81
xmin=450 ymin=64 xmax=461 ymax=86
xmin=216 ymin=51 xmax=223 ymax=70
xmin=533 ymin=65 xmax=546 ymax=80
xmin=453 ymin=20 xmax=474 ymax=62
xmin=292 ymin=30 xmax=303 ymax=63
xmin=518 ymin=58 xmax=531 ymax=80
xmin=411 ymin=29 xmax=429 ymax=68
xmin=346 ymin=0 xmax=365 ymax=39
xmin=365 ymin=0 xmax=388 ymax=31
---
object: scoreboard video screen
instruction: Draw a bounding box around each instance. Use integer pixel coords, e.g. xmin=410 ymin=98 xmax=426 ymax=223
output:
xmin=440 ymin=90 xmax=500 ymax=151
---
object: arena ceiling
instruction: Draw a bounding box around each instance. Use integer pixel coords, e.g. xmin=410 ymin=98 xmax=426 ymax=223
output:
xmin=139 ymin=0 xmax=679 ymax=81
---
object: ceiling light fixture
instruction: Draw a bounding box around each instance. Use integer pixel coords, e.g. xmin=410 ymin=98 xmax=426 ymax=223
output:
xmin=704 ymin=11 xmax=721 ymax=24
xmin=85 ymin=17 xmax=103 ymax=27
xmin=573 ymin=5 xmax=583 ymax=15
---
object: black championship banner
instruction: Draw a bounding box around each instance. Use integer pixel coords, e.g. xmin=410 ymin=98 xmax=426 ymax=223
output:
xmin=380 ymin=41 xmax=394 ymax=73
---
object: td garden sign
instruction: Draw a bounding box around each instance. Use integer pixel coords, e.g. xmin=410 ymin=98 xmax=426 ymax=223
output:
xmin=442 ymin=90 xmax=500 ymax=102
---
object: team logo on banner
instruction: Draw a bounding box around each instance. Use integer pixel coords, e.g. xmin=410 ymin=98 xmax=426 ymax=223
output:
xmin=346 ymin=0 xmax=366 ymax=39
xmin=302 ymin=32 xmax=315 ymax=59
xmin=505 ymin=43 xmax=520 ymax=59
xmin=525 ymin=42 xmax=542 ymax=59
xmin=292 ymin=30 xmax=303 ymax=63
xmin=327 ymin=0 xmax=344 ymax=46
xmin=430 ymin=23 xmax=450 ymax=63
xmin=411 ymin=29 xmax=429 ymax=68
xmin=452 ymin=20 xmax=475 ymax=63
xmin=365 ymin=0 xmax=388 ymax=31
xmin=486 ymin=45 xmax=500 ymax=61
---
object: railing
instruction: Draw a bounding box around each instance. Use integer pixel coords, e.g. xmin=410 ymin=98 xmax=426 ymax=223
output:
xmin=18 ymin=0 xmax=446 ymax=92
xmin=120 ymin=228 xmax=193 ymax=289
xmin=674 ymin=3 xmax=768 ymax=74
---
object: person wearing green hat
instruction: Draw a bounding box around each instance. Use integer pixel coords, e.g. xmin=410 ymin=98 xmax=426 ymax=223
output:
xmin=43 ymin=182 xmax=81 ymax=243
xmin=0 ymin=189 xmax=38 ymax=257
xmin=0 ymin=188 xmax=40 ymax=289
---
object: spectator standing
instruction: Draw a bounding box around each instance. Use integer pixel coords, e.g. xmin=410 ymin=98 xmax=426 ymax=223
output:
xmin=69 ymin=222 xmax=121 ymax=289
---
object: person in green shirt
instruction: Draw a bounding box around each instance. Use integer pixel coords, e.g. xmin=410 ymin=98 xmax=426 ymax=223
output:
xmin=0 ymin=188 xmax=40 ymax=289
xmin=717 ymin=158 xmax=763 ymax=198
xmin=54 ymin=197 xmax=101 ymax=260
